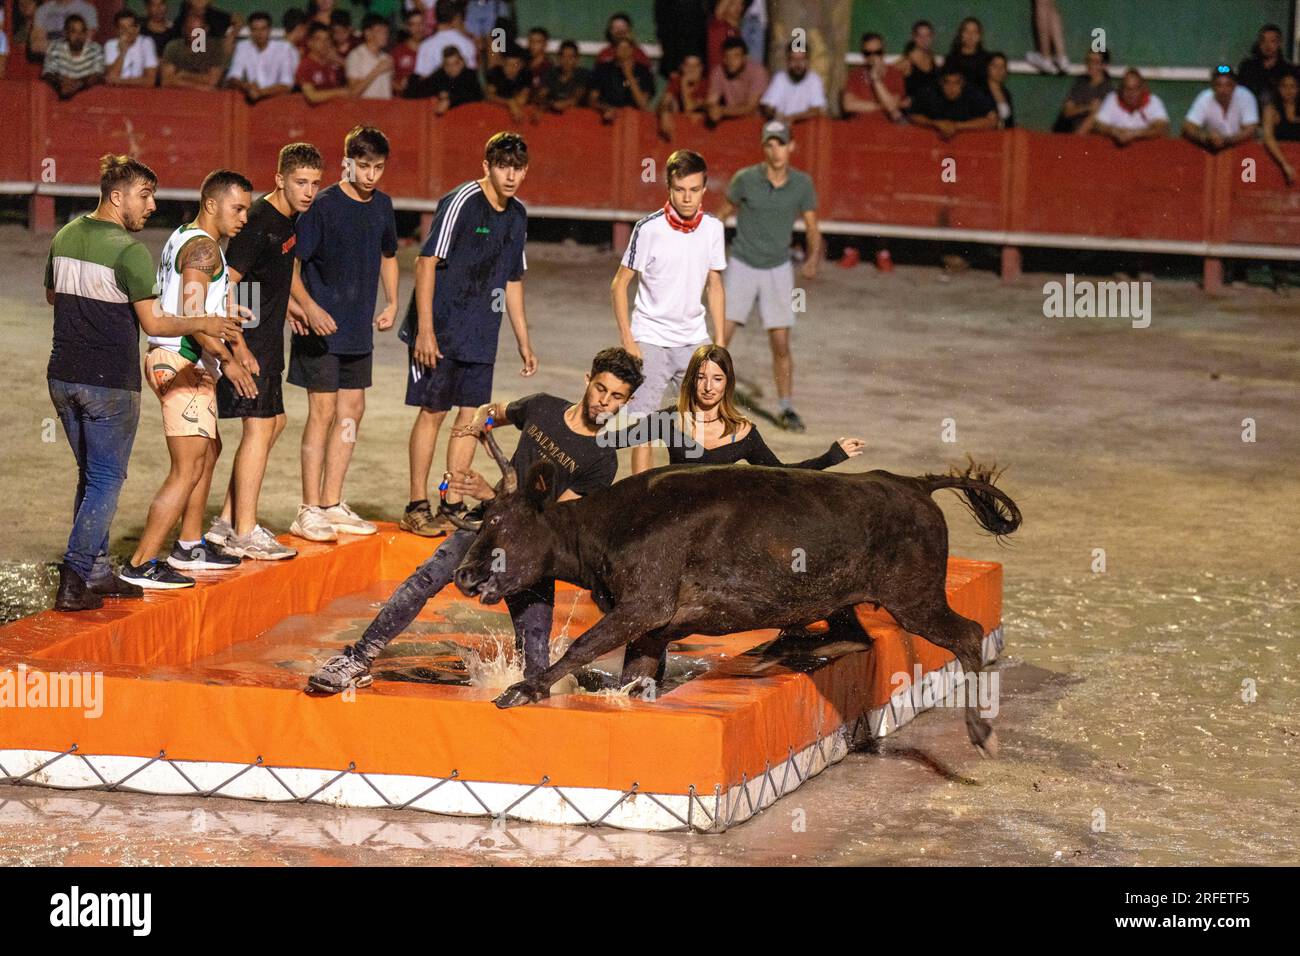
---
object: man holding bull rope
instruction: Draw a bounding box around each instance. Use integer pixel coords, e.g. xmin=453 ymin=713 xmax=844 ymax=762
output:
xmin=306 ymin=348 xmax=644 ymax=694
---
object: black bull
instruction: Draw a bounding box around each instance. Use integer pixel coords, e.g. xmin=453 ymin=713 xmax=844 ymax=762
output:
xmin=450 ymin=451 xmax=1022 ymax=756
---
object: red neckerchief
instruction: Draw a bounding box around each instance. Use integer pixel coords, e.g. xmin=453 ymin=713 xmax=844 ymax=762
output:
xmin=1118 ymin=89 xmax=1151 ymax=114
xmin=663 ymin=200 xmax=704 ymax=233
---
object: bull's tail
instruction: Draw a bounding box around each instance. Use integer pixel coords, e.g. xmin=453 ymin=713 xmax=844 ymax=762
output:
xmin=920 ymin=457 xmax=1022 ymax=539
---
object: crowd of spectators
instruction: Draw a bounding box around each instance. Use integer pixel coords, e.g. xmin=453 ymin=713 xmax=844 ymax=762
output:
xmin=4 ymin=2 xmax=1298 ymax=176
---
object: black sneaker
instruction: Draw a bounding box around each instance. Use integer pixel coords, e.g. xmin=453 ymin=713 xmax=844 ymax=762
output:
xmin=777 ymin=409 xmax=807 ymax=432
xmin=167 ymin=539 xmax=242 ymax=571
xmin=120 ymin=559 xmax=196 ymax=590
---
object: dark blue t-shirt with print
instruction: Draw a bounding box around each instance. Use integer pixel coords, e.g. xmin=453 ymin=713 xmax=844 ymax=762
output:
xmin=399 ymin=180 xmax=527 ymax=364
xmin=295 ymin=183 xmax=398 ymax=355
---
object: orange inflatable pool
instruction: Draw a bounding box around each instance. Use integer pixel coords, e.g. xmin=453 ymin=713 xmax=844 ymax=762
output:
xmin=0 ymin=525 xmax=1002 ymax=831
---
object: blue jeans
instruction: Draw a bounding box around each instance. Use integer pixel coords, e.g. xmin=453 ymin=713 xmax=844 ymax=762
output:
xmin=48 ymin=379 xmax=141 ymax=581
xmin=354 ymin=527 xmax=556 ymax=679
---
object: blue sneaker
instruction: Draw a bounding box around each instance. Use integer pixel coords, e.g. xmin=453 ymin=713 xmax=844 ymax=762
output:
xmin=166 ymin=539 xmax=241 ymax=572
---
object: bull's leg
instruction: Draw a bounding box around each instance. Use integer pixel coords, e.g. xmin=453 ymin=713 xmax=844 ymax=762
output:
xmin=495 ymin=609 xmax=656 ymax=709
xmin=619 ymin=632 xmax=672 ymax=691
xmin=824 ymin=605 xmax=875 ymax=642
xmin=887 ymin=597 xmax=998 ymax=758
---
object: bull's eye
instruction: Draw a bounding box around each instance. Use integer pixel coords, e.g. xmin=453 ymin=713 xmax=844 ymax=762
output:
xmin=489 ymin=515 xmax=502 ymax=526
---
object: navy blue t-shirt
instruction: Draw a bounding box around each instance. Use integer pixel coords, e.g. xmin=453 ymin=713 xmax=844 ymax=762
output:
xmin=295 ymin=183 xmax=398 ymax=355
xmin=399 ymin=180 xmax=527 ymax=364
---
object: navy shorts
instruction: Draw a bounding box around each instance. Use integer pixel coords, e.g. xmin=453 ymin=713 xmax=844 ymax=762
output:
xmin=217 ymin=371 xmax=285 ymax=419
xmin=287 ymin=336 xmax=373 ymax=392
xmin=405 ymin=351 xmax=494 ymax=411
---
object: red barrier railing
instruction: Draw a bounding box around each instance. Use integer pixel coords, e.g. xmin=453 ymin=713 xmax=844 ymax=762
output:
xmin=7 ymin=79 xmax=1298 ymax=288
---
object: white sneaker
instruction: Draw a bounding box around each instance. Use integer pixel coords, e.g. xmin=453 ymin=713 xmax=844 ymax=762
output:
xmin=1025 ymin=50 xmax=1054 ymax=73
xmin=226 ymin=525 xmax=299 ymax=561
xmin=290 ymin=504 xmax=339 ymax=542
xmin=1053 ymin=54 xmax=1071 ymax=75
xmin=322 ymin=501 xmax=376 ymax=536
xmin=207 ymin=516 xmax=234 ymax=548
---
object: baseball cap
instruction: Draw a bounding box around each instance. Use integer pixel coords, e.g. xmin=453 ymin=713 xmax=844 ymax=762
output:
xmin=761 ymin=120 xmax=792 ymax=144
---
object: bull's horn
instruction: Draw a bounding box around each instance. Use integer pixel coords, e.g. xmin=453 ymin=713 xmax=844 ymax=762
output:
xmin=483 ymin=430 xmax=518 ymax=496
xmin=439 ymin=502 xmax=483 ymax=533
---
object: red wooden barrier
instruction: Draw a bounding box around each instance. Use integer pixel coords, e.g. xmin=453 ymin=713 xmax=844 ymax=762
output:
xmin=9 ymin=80 xmax=1298 ymax=285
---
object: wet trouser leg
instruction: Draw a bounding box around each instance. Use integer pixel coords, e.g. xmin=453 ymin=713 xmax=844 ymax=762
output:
xmin=505 ymin=578 xmax=556 ymax=679
xmin=353 ymin=528 xmax=477 ymax=663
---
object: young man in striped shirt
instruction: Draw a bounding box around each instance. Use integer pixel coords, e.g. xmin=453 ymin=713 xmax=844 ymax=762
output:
xmin=42 ymin=14 xmax=104 ymax=99
xmin=611 ymin=148 xmax=726 ymax=474
xmin=399 ymin=131 xmax=536 ymax=536
xmin=44 ymin=156 xmax=240 ymax=609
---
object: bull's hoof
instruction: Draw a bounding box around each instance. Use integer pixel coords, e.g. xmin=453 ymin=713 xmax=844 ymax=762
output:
xmin=966 ymin=713 xmax=999 ymax=758
xmin=494 ymin=681 xmax=547 ymax=709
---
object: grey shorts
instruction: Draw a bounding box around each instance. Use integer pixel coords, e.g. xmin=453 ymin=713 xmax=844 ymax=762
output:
xmin=725 ymin=257 xmax=796 ymax=330
xmin=626 ymin=340 xmax=710 ymax=416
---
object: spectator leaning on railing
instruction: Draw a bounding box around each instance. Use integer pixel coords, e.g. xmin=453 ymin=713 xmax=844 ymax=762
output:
xmin=539 ymin=39 xmax=590 ymax=115
xmin=658 ymin=52 xmax=710 ymax=140
xmin=329 ymin=9 xmax=356 ymax=60
xmin=589 ymin=35 xmax=656 ymax=123
xmin=759 ymin=41 xmax=827 ymax=124
xmin=1052 ymin=48 xmax=1112 ymax=133
xmin=900 ymin=19 xmax=938 ymax=106
xmin=524 ymin=26 xmax=553 ymax=97
xmin=706 ymin=35 xmax=767 ymax=125
xmin=33 ymin=0 xmax=97 ymax=48
xmin=414 ymin=0 xmax=477 ymax=78
xmin=406 ymin=45 xmax=482 ymax=112
xmin=42 ymin=14 xmax=103 ymax=99
xmin=105 ymin=10 xmax=159 ymax=88
xmin=225 ymin=11 xmax=297 ymax=103
xmin=161 ymin=9 xmax=228 ymax=90
xmin=841 ymin=32 xmax=904 ymax=122
xmin=296 ymin=21 xmax=346 ymax=104
xmin=1238 ymin=23 xmax=1293 ymax=109
xmin=908 ymin=65 xmax=997 ymax=140
xmin=485 ymin=44 xmax=531 ymax=122
xmin=345 ymin=14 xmax=395 ymax=100
xmin=1261 ymin=71 xmax=1300 ymax=184
xmin=1182 ymin=66 xmax=1260 ymax=152
xmin=985 ymin=52 xmax=1015 ymax=129
xmin=1085 ymin=68 xmax=1169 ymax=145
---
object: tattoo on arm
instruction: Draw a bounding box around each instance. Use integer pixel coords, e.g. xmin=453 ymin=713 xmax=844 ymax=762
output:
xmin=178 ymin=237 xmax=221 ymax=278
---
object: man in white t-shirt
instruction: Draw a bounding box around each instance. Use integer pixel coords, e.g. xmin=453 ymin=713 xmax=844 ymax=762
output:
xmin=414 ymin=0 xmax=478 ymax=77
xmin=760 ymin=45 xmax=828 ymax=123
xmin=345 ymin=14 xmax=394 ymax=99
xmin=225 ymin=11 xmax=297 ymax=103
xmin=105 ymin=10 xmax=158 ymax=87
xmin=611 ymin=148 xmax=726 ymax=475
xmin=1089 ymin=68 xmax=1170 ymax=146
xmin=1182 ymin=66 xmax=1260 ymax=151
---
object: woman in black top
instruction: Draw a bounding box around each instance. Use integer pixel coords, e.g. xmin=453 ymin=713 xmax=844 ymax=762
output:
xmin=1053 ymin=49 xmax=1113 ymax=133
xmin=612 ymin=344 xmax=865 ymax=468
xmin=986 ymin=52 xmax=1015 ymax=129
xmin=944 ymin=16 xmax=991 ymax=87
xmin=901 ymin=19 xmax=938 ymax=107
xmin=1263 ymin=71 xmax=1300 ymax=184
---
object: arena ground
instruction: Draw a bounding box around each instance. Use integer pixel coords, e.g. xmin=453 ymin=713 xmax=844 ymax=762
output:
xmin=0 ymin=223 xmax=1296 ymax=865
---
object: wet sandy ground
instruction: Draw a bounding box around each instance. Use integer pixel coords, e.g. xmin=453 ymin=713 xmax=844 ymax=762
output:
xmin=0 ymin=225 xmax=1296 ymax=864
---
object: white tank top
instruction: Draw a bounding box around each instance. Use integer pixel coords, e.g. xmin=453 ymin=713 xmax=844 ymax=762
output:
xmin=149 ymin=222 xmax=228 ymax=370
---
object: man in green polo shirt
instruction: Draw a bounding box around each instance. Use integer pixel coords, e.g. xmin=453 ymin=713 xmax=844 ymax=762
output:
xmin=716 ymin=119 xmax=823 ymax=432
xmin=44 ymin=154 xmax=239 ymax=610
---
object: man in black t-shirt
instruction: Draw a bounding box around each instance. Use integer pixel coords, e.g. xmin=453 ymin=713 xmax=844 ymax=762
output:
xmin=399 ymin=132 xmax=536 ymax=538
xmin=207 ymin=143 xmax=324 ymax=562
xmin=306 ymin=348 xmax=645 ymax=695
xmin=910 ymin=67 xmax=998 ymax=139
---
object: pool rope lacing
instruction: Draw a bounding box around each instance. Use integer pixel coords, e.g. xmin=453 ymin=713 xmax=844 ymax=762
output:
xmin=0 ymin=629 xmax=1002 ymax=832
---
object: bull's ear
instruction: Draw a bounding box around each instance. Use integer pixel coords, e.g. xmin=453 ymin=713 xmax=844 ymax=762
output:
xmin=524 ymin=461 xmax=558 ymax=511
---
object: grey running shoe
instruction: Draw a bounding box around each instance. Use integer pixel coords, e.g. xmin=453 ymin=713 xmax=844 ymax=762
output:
xmin=120 ymin=559 xmax=196 ymax=590
xmin=323 ymin=501 xmax=377 ymax=536
xmin=777 ymin=409 xmax=807 ymax=432
xmin=290 ymin=504 xmax=338 ymax=542
xmin=167 ymin=538 xmax=242 ymax=571
xmin=399 ymin=501 xmax=443 ymax=537
xmin=225 ymin=525 xmax=298 ymax=561
xmin=206 ymin=516 xmax=234 ymax=548
xmin=307 ymin=647 xmax=375 ymax=694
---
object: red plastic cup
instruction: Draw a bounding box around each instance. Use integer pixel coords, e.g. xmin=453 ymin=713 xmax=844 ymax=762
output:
xmin=876 ymin=249 xmax=894 ymax=273
xmin=838 ymin=247 xmax=861 ymax=269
